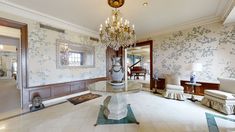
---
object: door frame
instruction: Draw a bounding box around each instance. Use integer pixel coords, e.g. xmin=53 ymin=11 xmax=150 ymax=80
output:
xmin=0 ymin=17 xmax=28 ymax=108
xmin=125 ymin=40 xmax=154 ymax=89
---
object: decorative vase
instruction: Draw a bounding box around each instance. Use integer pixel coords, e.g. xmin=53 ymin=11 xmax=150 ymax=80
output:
xmin=190 ymin=72 xmax=196 ymax=83
xmin=110 ymin=57 xmax=124 ymax=84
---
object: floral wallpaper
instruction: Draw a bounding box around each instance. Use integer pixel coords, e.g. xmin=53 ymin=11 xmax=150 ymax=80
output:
xmin=1 ymin=10 xmax=234 ymax=85
xmin=153 ymin=22 xmax=235 ymax=83
xmin=27 ymin=23 xmax=106 ymax=86
xmin=0 ymin=11 xmax=106 ymax=87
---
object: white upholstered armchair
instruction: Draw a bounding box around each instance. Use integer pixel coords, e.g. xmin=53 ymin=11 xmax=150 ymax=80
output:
xmin=162 ymin=74 xmax=185 ymax=100
xmin=201 ymin=78 xmax=235 ymax=115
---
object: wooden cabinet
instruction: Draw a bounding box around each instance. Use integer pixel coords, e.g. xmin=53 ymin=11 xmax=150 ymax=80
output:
xmin=153 ymin=78 xmax=165 ymax=91
xmin=27 ymin=77 xmax=107 ymax=105
xmin=153 ymin=78 xmax=219 ymax=95
xmin=71 ymin=81 xmax=86 ymax=93
xmin=181 ymin=81 xmax=219 ymax=95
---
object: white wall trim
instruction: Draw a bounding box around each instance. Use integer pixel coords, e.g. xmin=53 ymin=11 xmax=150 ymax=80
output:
xmin=138 ymin=0 xmax=234 ymax=40
xmin=0 ymin=0 xmax=99 ymax=37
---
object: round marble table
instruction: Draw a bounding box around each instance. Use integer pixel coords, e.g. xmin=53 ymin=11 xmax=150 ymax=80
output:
xmin=88 ymin=81 xmax=141 ymax=120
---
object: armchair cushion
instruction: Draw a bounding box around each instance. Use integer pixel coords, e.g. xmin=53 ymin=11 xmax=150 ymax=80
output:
xmin=205 ymin=90 xmax=235 ymax=100
xmin=166 ymin=84 xmax=184 ymax=91
xmin=165 ymin=74 xmax=181 ymax=86
xmin=163 ymin=74 xmax=185 ymax=100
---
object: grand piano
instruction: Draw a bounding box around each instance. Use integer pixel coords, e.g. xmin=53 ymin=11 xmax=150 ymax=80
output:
xmin=129 ymin=66 xmax=147 ymax=80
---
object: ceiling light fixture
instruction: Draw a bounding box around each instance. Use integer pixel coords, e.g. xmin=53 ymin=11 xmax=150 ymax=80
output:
xmin=0 ymin=45 xmax=3 ymax=50
xmin=0 ymin=125 xmax=6 ymax=130
xmin=143 ymin=2 xmax=148 ymax=6
xmin=99 ymin=0 xmax=136 ymax=50
xmin=108 ymin=0 xmax=125 ymax=8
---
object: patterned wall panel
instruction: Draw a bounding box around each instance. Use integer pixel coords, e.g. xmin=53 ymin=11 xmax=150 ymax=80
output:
xmin=27 ymin=22 xmax=106 ymax=87
xmin=152 ymin=23 xmax=235 ymax=83
xmin=0 ymin=10 xmax=107 ymax=87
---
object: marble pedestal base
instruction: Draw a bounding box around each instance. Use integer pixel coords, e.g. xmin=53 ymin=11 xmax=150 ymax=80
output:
xmin=103 ymin=94 xmax=127 ymax=120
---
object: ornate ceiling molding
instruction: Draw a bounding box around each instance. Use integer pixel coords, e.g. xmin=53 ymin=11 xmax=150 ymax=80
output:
xmin=221 ymin=0 xmax=235 ymax=21
xmin=138 ymin=0 xmax=234 ymax=40
xmin=138 ymin=16 xmax=222 ymax=41
xmin=0 ymin=0 xmax=233 ymax=40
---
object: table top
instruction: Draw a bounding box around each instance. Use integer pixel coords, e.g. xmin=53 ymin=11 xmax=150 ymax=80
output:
xmin=88 ymin=80 xmax=142 ymax=93
xmin=185 ymin=82 xmax=202 ymax=86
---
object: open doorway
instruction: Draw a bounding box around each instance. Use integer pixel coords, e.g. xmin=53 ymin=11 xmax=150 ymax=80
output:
xmin=127 ymin=46 xmax=150 ymax=87
xmin=0 ymin=25 xmax=22 ymax=117
xmin=125 ymin=40 xmax=153 ymax=91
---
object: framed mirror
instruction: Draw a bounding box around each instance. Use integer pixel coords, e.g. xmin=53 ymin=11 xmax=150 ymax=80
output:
xmin=56 ymin=39 xmax=95 ymax=68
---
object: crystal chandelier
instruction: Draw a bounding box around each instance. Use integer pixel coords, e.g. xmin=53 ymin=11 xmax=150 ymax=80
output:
xmin=99 ymin=0 xmax=136 ymax=50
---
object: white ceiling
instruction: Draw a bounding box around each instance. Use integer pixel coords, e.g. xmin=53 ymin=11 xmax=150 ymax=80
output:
xmin=5 ymin=0 xmax=230 ymax=38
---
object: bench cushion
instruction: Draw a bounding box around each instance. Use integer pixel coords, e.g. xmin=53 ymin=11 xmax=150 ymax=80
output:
xmin=218 ymin=78 xmax=235 ymax=94
xmin=205 ymin=90 xmax=235 ymax=100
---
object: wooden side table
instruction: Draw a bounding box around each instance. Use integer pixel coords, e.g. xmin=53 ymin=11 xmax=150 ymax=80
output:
xmin=185 ymin=82 xmax=202 ymax=102
xmin=153 ymin=79 xmax=161 ymax=94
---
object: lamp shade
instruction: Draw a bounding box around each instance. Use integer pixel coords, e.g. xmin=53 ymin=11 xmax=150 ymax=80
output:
xmin=189 ymin=63 xmax=202 ymax=71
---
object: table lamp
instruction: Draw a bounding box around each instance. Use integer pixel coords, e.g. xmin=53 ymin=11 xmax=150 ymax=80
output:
xmin=189 ymin=63 xmax=202 ymax=83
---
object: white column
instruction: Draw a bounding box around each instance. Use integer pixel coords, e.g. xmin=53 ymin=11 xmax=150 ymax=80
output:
xmin=103 ymin=93 xmax=128 ymax=120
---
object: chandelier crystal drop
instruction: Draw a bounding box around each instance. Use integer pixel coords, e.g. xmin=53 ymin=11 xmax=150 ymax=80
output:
xmin=99 ymin=9 xmax=136 ymax=50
